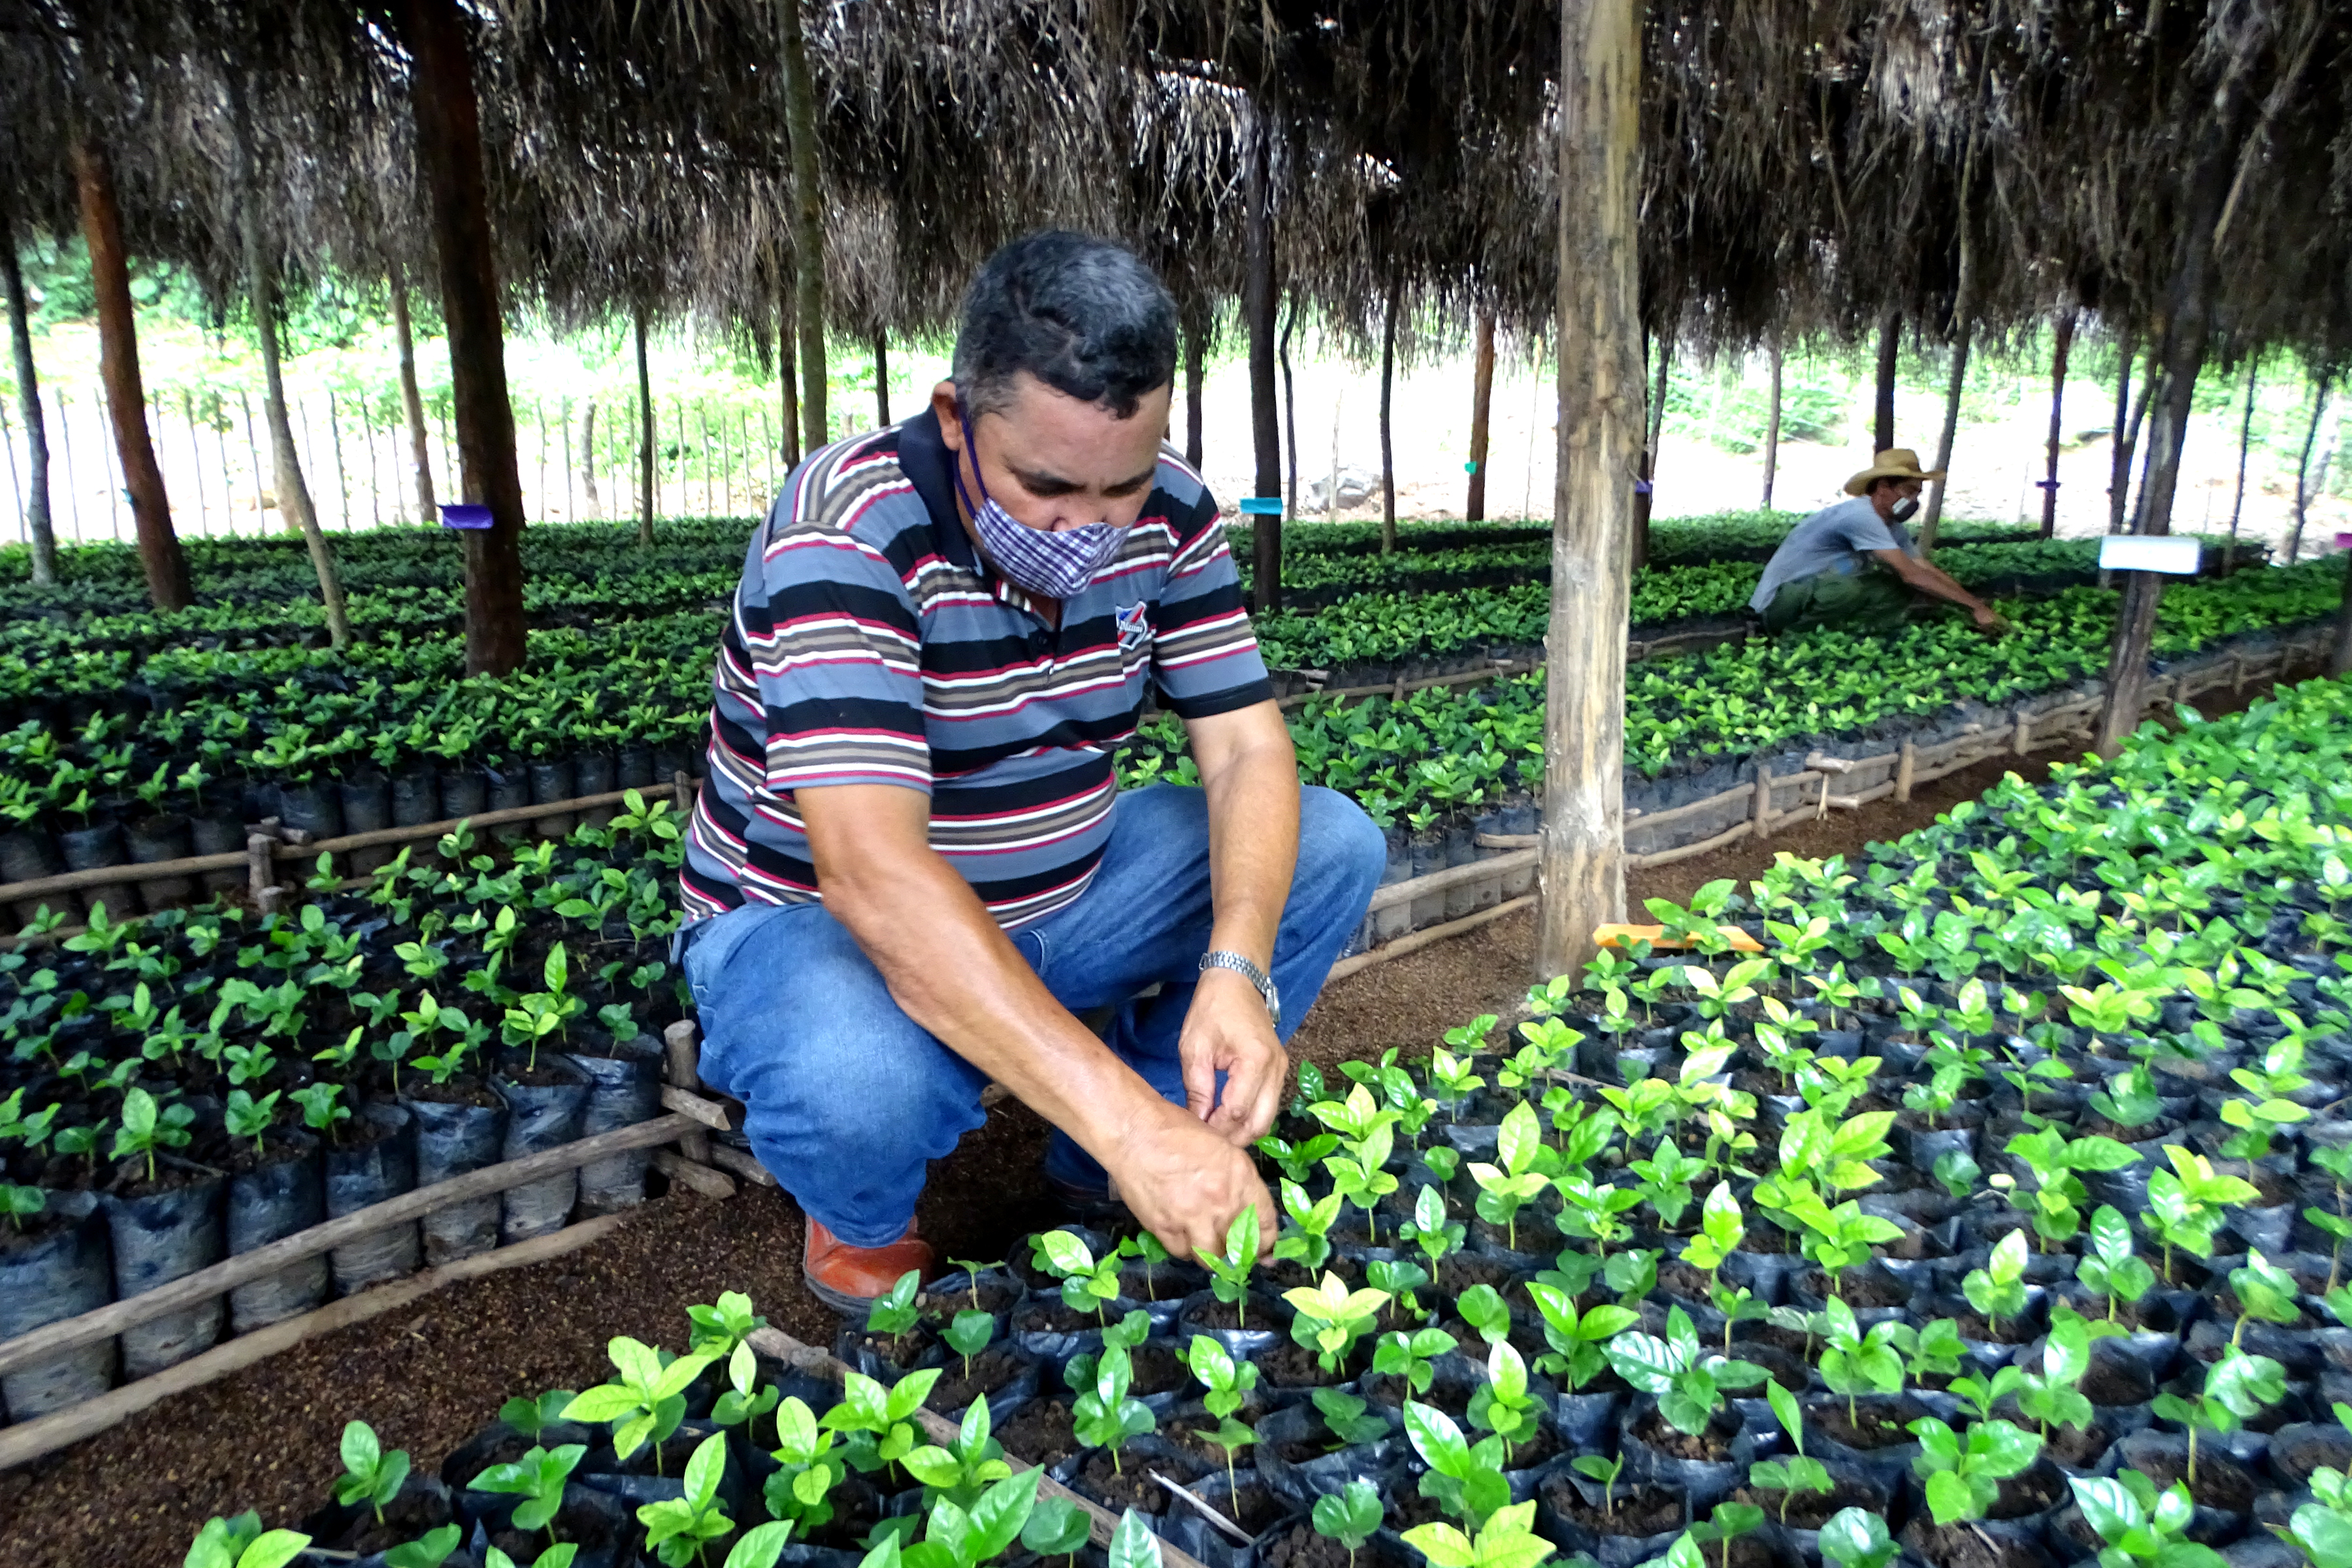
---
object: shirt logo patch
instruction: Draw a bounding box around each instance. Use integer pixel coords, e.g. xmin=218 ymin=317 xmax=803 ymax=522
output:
xmin=1115 ymin=601 xmax=1153 ymax=652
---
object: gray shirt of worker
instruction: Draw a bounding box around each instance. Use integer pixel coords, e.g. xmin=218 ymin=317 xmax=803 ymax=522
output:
xmin=1748 ymin=495 xmax=1916 ymax=613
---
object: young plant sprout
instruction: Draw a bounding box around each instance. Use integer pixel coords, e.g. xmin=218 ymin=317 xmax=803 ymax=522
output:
xmin=2143 ymin=1147 xmax=2260 ymax=1280
xmin=562 ymin=1336 xmax=719 ymax=1473
xmin=1194 ymin=1207 xmax=1261 ymax=1326
xmin=1401 ymin=1500 xmax=1555 ymax=1568
xmin=711 ymin=1340 xmax=781 ymax=1435
xmin=1399 ymin=1183 xmax=1466 ymax=1274
xmin=1034 ymin=1230 xmax=1123 ymax=1326
xmin=1818 ymin=1296 xmax=1906 ymax=1425
xmin=1311 ymin=1479 xmax=1384 ymax=1568
xmin=686 ymin=1290 xmax=768 ymax=1356
xmin=1573 ymin=1451 xmax=1626 ymax=1516
xmin=1467 ymin=1101 xmax=1553 ymax=1252
xmin=1818 ymin=1510 xmax=1900 ymax=1568
xmin=1021 ymin=1497 xmax=1092 ymax=1568
xmin=1747 ymin=1382 xmax=1833 ymax=1524
xmin=1283 ymin=1273 xmax=1392 ymax=1373
xmin=1692 ymin=1501 xmax=1767 ymax=1568
xmin=2013 ymin=1309 xmax=2097 ymax=1439
xmin=333 ymin=1420 xmax=411 ymax=1527
xmin=1403 ymin=1399 xmax=1511 ymax=1531
xmin=765 ymin=1396 xmax=848 ymax=1531
xmin=2075 ymin=1205 xmax=2157 ymax=1322
xmin=1907 ymin=1414 xmax=2042 ymax=1526
xmin=1524 ymin=1282 xmax=1637 ymax=1390
xmin=182 ymin=1513 xmax=313 ymax=1568
xmin=1314 ymin=1386 xmax=1394 ymax=1447
xmin=2068 ymin=1475 xmax=2228 ymax=1568
xmin=1375 ymin=1325 xmax=1459 ymax=1396
xmin=901 ymin=1397 xmax=1013 ymax=1509
xmin=1467 ymin=1340 xmax=1543 ymax=1463
xmin=1119 ymin=1232 xmax=1171 ymax=1301
xmin=470 ymin=1445 xmax=588 ymax=1546
xmin=2307 ymin=1145 xmax=2352 ymax=1292
xmin=1961 ymin=1228 xmax=2031 ymax=1341
xmin=820 ymin=1366 xmax=943 ymax=1479
xmin=865 ymin=1269 xmax=925 ymax=1340
xmin=636 ymin=1431 xmax=737 ymax=1567
xmin=1605 ymin=1305 xmax=1766 ymax=1437
xmin=1273 ymin=1179 xmax=1343 ymax=1273
xmin=942 ymin=1309 xmax=994 ymax=1381
xmin=1070 ymin=1342 xmax=1156 ymax=1475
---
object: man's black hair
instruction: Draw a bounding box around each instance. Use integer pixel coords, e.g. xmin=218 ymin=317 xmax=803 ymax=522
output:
xmin=951 ymin=231 xmax=1177 ymax=421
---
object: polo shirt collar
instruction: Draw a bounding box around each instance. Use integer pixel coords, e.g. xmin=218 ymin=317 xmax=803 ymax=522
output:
xmin=897 ymin=405 xmax=1049 ymax=616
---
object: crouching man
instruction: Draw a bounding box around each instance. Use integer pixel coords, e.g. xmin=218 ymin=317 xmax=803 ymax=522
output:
xmin=675 ymin=231 xmax=1386 ymax=1311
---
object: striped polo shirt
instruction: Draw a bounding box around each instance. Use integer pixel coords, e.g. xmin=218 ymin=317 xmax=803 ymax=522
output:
xmin=679 ymin=407 xmax=1272 ymax=928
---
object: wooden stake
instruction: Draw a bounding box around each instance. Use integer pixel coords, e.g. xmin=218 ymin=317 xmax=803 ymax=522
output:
xmin=1467 ymin=312 xmax=1495 ymax=521
xmin=652 ymin=1150 xmax=735 ymax=1200
xmin=2012 ymin=709 xmax=2033 ymax=756
xmin=1752 ymin=764 xmax=1773 ymax=841
xmin=663 ymin=1019 xmax=714 ymax=1171
xmin=1895 ymin=739 xmax=1917 ymax=802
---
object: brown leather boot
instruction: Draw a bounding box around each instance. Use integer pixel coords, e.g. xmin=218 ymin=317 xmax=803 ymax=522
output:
xmin=802 ymin=1217 xmax=934 ymax=1316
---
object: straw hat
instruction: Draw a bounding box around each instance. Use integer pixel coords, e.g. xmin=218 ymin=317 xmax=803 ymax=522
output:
xmin=1844 ymin=448 xmax=1946 ymax=495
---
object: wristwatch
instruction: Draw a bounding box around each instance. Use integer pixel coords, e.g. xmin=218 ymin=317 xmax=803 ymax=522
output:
xmin=1199 ymin=951 xmax=1280 ymax=1030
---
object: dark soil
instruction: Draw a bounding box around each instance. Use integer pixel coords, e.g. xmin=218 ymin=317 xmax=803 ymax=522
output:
xmin=2043 ymin=1420 xmax=2113 ymax=1469
xmin=220 ymin=1134 xmax=312 ymax=1177
xmin=1263 ymin=1524 xmax=1354 ymax=1568
xmin=1073 ymin=1447 xmax=1205 ymax=1515
xmin=1808 ymin=1397 xmax=1922 ymax=1450
xmin=1130 ymin=1341 xmax=1190 ymax=1397
xmin=0 ymin=1203 xmax=80 ymax=1251
xmin=849 ymin=1324 xmax=937 ymax=1367
xmin=1266 ymin=1255 xmax=1363 ymax=1292
xmin=1733 ymin=1475 xmax=1881 ymax=1529
xmin=998 ymin=1399 xmax=1082 ymax=1469
xmin=1903 ymin=1520 xmax=2045 ymax=1568
xmin=1630 ymin=1407 xmax=1737 ymax=1460
xmin=2075 ymin=1113 xmax=2174 ymax=1143
xmin=1952 ymin=1311 xmax=2038 ymax=1345
xmin=1988 ymin=1462 xmax=2065 ymax=1520
xmin=2127 ymin=1443 xmax=2259 ymax=1511
xmin=1798 ymin=1268 xmax=1906 ymax=1308
xmin=924 ymin=1346 xmax=1030 ymax=1414
xmin=921 ymin=1275 xmax=1024 ymax=1317
xmin=335 ymin=1488 xmax=453 ymax=1555
xmin=1160 ymin=1406 xmax=1276 ymax=1465
xmin=407 ymin=1077 xmax=503 ymax=1109
xmin=1016 ymin=1299 xmax=1109 ymax=1334
xmin=491 ymin=1498 xmax=618 ymax=1558
xmin=2081 ymin=1357 xmax=2155 ymax=1407
xmin=1252 ymin=1340 xmax=1350 ymax=1388
xmin=1437 ymin=1252 xmax=1523 ymax=1298
xmin=1184 ymin=1292 xmax=1287 ymax=1330
xmin=1541 ymin=1475 xmax=1685 ymax=1537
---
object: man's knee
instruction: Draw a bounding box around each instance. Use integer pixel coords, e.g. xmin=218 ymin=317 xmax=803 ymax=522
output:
xmin=1297 ymin=787 xmax=1388 ymax=906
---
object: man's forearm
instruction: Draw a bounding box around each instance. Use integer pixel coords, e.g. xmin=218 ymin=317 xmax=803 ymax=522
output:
xmin=1197 ymin=725 xmax=1301 ymax=972
xmin=814 ymin=840 xmax=1166 ymax=1165
xmin=1904 ymin=559 xmax=1991 ymax=613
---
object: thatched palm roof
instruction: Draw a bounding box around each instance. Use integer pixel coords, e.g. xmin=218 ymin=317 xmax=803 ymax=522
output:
xmin=0 ymin=0 xmax=2347 ymax=374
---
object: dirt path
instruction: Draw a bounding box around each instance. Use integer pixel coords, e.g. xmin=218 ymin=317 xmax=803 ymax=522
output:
xmin=0 ymin=678 xmax=2282 ymax=1568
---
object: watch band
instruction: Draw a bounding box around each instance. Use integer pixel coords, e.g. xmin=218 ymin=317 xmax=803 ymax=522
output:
xmin=1199 ymin=950 xmax=1280 ymax=1029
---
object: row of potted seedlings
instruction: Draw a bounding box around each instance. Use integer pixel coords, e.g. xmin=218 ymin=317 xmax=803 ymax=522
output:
xmin=0 ymin=794 xmax=692 ymax=1424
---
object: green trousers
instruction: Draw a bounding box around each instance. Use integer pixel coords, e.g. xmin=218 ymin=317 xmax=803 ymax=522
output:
xmin=1759 ymin=568 xmax=1922 ymax=635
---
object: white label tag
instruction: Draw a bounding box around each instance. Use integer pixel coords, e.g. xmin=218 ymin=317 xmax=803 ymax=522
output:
xmin=2098 ymin=535 xmax=2202 ymax=574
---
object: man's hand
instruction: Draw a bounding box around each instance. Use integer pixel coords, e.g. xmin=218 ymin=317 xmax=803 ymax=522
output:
xmin=1106 ymin=1098 xmax=1277 ymax=1262
xmin=1971 ymin=604 xmax=2010 ymax=633
xmin=1181 ymin=967 xmax=1289 ymax=1145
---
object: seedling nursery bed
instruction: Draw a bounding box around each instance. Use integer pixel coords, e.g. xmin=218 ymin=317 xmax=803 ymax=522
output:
xmin=12 ymin=670 xmax=2350 ymax=1568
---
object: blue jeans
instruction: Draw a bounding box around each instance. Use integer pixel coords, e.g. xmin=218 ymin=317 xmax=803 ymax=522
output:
xmin=681 ymin=783 xmax=1386 ymax=1246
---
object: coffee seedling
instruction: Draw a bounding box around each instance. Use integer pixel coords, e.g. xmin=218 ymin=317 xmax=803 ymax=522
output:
xmin=1691 ymin=1501 xmax=1767 ymax=1568
xmin=1747 ymin=1381 xmax=1833 ymax=1524
xmin=470 ymin=1445 xmax=588 ymax=1543
xmin=2069 ymin=1473 xmax=2227 ymax=1568
xmin=182 ymin=1513 xmax=312 ymax=1568
xmin=636 ymin=1431 xmax=737 ymax=1567
xmin=1818 ymin=1296 xmax=1906 ymax=1424
xmin=333 ymin=1420 xmax=411 ymax=1526
xmin=1572 ymin=1452 xmax=1626 ymax=1517
xmin=2076 ymin=1204 xmax=2157 ymax=1322
xmin=901 ymin=1397 xmax=1013 ymax=1509
xmin=765 ymin=1396 xmax=848 ymax=1529
xmin=563 ymin=1337 xmax=719 ymax=1471
xmin=1400 ymin=1499 xmax=1555 ymax=1568
xmin=1312 ymin=1480 xmax=1384 ymax=1568
xmin=1071 ymin=1342 xmax=1155 ymax=1475
xmin=1375 ymin=1324 xmax=1458 ymax=1396
xmin=1284 ymin=1273 xmax=1392 ymax=1373
xmin=1314 ymin=1386 xmax=1393 ymax=1446
xmin=822 ymin=1366 xmax=944 ymax=1478
xmin=1908 ymin=1414 xmax=2042 ymax=1526
xmin=1960 ymin=1228 xmax=2031 ymax=1340
xmin=1818 ymin=1510 xmax=1899 ymax=1568
xmin=1194 ymin=1207 xmax=1260 ymax=1326
xmin=1033 ymin=1230 xmax=1123 ymax=1326
xmin=865 ymin=1269 xmax=925 ymax=1340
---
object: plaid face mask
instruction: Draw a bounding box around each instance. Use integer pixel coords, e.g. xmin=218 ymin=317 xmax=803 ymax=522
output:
xmin=953 ymin=409 xmax=1128 ymax=600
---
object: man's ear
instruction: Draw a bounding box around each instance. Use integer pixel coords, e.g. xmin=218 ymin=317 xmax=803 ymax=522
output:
xmin=930 ymin=381 xmax=963 ymax=453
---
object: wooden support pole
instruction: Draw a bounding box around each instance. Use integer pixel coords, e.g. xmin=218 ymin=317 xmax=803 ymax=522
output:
xmin=653 ymin=1149 xmax=736 ymax=1199
xmin=1895 ymin=739 xmax=1917 ymax=803
xmin=73 ymin=136 xmax=188 ymax=610
xmin=1243 ymin=107 xmax=1282 ymax=610
xmin=1378 ymin=273 xmax=1401 ymax=555
xmin=1181 ymin=312 xmax=1205 ymax=469
xmin=1535 ymin=0 xmax=1641 ymax=977
xmin=0 ymin=1212 xmax=632 ymax=1474
xmin=635 ymin=304 xmax=657 ymax=544
xmin=2041 ymin=312 xmax=2074 ymax=539
xmin=390 ymin=269 xmax=437 ymax=523
xmin=777 ymin=0 xmax=828 ymax=456
xmin=663 ymin=1019 xmax=714 ymax=1170
xmin=1467 ymin=311 xmax=1495 ymax=521
xmin=1760 ymin=329 xmax=1783 ymax=511
xmin=708 ymin=1143 xmax=779 ymax=1188
xmin=1873 ymin=310 xmax=1901 ymax=455
xmin=1751 ymin=764 xmax=1773 ymax=841
xmin=400 ymin=0 xmax=527 ymax=676
xmin=2012 ymin=709 xmax=2033 ymax=757
xmin=0 ymin=188 xmax=56 ymax=585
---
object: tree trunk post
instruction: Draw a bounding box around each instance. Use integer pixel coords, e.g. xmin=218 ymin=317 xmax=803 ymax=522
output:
xmin=389 ymin=269 xmax=437 ymax=525
xmin=1537 ymin=0 xmax=1641 ymax=978
xmin=2228 ymin=355 xmax=2257 ymax=542
xmin=72 ymin=137 xmax=188 ymax=611
xmin=634 ymin=304 xmax=658 ymax=546
xmin=1467 ymin=310 xmax=1495 ymax=521
xmin=2290 ymin=369 xmax=2336 ymax=564
xmin=2328 ymin=544 xmax=2352 ymax=677
xmin=1183 ymin=314 xmax=1205 ymax=469
xmin=2095 ymin=112 xmax=2246 ymax=757
xmin=1243 ymin=108 xmax=1281 ymax=611
xmin=1379 ymin=273 xmax=1400 ymax=554
xmin=2108 ymin=325 xmax=2143 ymax=536
xmin=399 ymin=0 xmax=527 ymax=676
xmin=2040 ymin=312 xmax=2074 ymax=539
xmin=1759 ymin=329 xmax=1783 ymax=510
xmin=871 ymin=332 xmax=890 ymax=427
xmin=0 ymin=189 xmax=56 ymax=585
xmin=1631 ymin=333 xmax=1668 ymax=570
xmin=232 ymin=74 xmax=350 ymax=647
xmin=580 ymin=399 xmax=600 ymax=519
xmin=775 ymin=275 xmax=800 ymax=470
xmin=1873 ymin=309 xmax=1901 ymax=454
xmin=777 ymin=0 xmax=827 ymax=459
xmin=1279 ymin=292 xmax=1301 ymax=519
xmin=1917 ymin=319 xmax=1972 ymax=554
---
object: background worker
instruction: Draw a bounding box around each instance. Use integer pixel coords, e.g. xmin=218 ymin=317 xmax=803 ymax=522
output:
xmin=1749 ymin=448 xmax=2009 ymax=635
xmin=675 ymin=231 xmax=1385 ymax=1311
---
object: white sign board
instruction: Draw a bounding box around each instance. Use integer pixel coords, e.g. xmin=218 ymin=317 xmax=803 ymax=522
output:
xmin=2098 ymin=534 xmax=2202 ymax=575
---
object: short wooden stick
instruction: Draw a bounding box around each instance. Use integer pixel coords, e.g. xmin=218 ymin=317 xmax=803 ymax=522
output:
xmin=1895 ymin=738 xmax=1917 ymax=802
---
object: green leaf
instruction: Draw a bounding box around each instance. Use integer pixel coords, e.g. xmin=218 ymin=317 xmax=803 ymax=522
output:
xmin=236 ymin=1533 xmax=314 ymax=1568
xmin=1039 ymin=1231 xmax=1096 ymax=1277
xmin=2067 ymin=1477 xmax=2143 ymax=1546
xmin=968 ymin=1467 xmax=1045 ymax=1562
xmin=562 ymin=1386 xmax=642 ymax=1424
xmin=726 ymin=1524 xmax=795 ymax=1568
xmin=2293 ymin=1505 xmax=2352 ymax=1568
xmin=1767 ymin=1379 xmax=1803 ymax=1449
xmin=1401 ymin=1524 xmax=1477 ymax=1568
xmin=1819 ymin=1509 xmax=1891 ymax=1568
xmin=1109 ymin=1508 xmax=1162 ymax=1568
xmin=1405 ymin=1399 xmax=1471 ymax=1475
xmin=1925 ymin=1470 xmax=1976 ymax=1527
xmin=340 ymin=1420 xmax=382 ymax=1478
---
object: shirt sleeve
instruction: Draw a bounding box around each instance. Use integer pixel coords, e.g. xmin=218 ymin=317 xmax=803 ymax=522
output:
xmin=1836 ymin=505 xmax=1903 ymax=555
xmin=732 ymin=501 xmax=933 ymax=795
xmin=1150 ymin=486 xmax=1275 ymax=719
